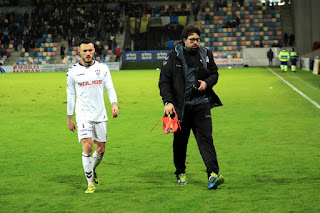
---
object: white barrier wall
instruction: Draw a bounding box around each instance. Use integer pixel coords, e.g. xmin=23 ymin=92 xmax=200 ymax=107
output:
xmin=242 ymin=47 xmax=281 ymax=67
xmin=313 ymin=59 xmax=320 ymax=75
xmin=301 ymin=58 xmax=310 ymax=71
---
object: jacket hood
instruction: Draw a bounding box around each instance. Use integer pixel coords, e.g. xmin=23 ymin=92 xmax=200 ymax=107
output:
xmin=174 ymin=42 xmax=207 ymax=59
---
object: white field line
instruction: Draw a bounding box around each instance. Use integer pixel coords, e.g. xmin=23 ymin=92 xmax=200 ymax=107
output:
xmin=268 ymin=68 xmax=320 ymax=110
xmin=293 ymin=76 xmax=318 ymax=90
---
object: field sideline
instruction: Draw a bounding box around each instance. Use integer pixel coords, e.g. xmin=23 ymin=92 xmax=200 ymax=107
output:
xmin=0 ymin=67 xmax=319 ymax=212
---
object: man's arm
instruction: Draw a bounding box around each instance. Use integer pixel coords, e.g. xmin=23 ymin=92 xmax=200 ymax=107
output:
xmin=204 ymin=49 xmax=219 ymax=90
xmin=104 ymin=66 xmax=119 ymax=118
xmin=159 ymin=53 xmax=175 ymax=115
xmin=66 ymin=72 xmax=76 ymax=132
xmin=159 ymin=53 xmax=174 ymax=105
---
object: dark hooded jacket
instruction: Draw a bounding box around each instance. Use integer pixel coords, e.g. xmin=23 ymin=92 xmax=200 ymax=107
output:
xmin=159 ymin=42 xmax=222 ymax=120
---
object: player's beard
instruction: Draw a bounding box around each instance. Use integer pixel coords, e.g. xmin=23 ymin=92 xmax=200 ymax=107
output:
xmin=83 ymin=56 xmax=93 ymax=65
xmin=184 ymin=45 xmax=198 ymax=52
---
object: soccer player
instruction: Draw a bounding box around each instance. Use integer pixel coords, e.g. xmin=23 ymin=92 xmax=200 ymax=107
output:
xmin=66 ymin=38 xmax=119 ymax=193
xmin=159 ymin=24 xmax=224 ymax=189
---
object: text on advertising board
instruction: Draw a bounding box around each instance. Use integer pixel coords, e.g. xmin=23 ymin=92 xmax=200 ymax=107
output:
xmin=13 ymin=65 xmax=40 ymax=73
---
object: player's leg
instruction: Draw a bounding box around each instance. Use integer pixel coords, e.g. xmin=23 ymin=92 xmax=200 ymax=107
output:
xmin=93 ymin=142 xmax=105 ymax=168
xmin=77 ymin=121 xmax=95 ymax=193
xmin=92 ymin=122 xmax=107 ymax=185
xmin=82 ymin=138 xmax=96 ymax=193
xmin=92 ymin=142 xmax=105 ymax=185
xmin=81 ymin=138 xmax=95 ymax=186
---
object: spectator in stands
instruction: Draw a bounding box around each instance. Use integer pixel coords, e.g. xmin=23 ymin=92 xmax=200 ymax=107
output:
xmin=30 ymin=40 xmax=35 ymax=52
xmin=232 ymin=0 xmax=238 ymax=7
xmin=272 ymin=42 xmax=280 ymax=47
xmin=267 ymin=48 xmax=274 ymax=67
xmin=119 ymin=19 xmax=124 ymax=35
xmin=214 ymin=0 xmax=221 ymax=7
xmin=68 ymin=35 xmax=72 ymax=48
xmin=60 ymin=45 xmax=65 ymax=59
xmin=193 ymin=4 xmax=199 ymax=22
xmin=95 ymin=43 xmax=103 ymax=56
xmin=235 ymin=16 xmax=240 ymax=28
xmin=159 ymin=24 xmax=224 ymax=190
xmin=250 ymin=40 xmax=255 ymax=48
xmin=125 ymin=44 xmax=131 ymax=51
xmin=23 ymin=38 xmax=30 ymax=52
xmin=112 ymin=39 xmax=117 ymax=54
xmin=205 ymin=13 xmax=211 ymax=21
xmin=222 ymin=0 xmax=227 ymax=7
xmin=0 ymin=49 xmax=6 ymax=58
xmin=223 ymin=20 xmax=231 ymax=28
xmin=116 ymin=47 xmax=121 ymax=61
xmin=13 ymin=37 xmax=19 ymax=51
xmin=312 ymin=42 xmax=319 ymax=51
xmin=260 ymin=40 xmax=264 ymax=47
xmin=2 ymin=34 xmax=9 ymax=46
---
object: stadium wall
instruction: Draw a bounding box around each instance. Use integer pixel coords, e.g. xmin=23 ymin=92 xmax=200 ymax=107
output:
xmin=243 ymin=47 xmax=282 ymax=67
xmin=293 ymin=0 xmax=320 ymax=56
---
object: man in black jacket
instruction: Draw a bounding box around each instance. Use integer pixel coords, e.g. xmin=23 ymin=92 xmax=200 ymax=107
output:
xmin=159 ymin=24 xmax=224 ymax=189
xmin=267 ymin=48 xmax=274 ymax=67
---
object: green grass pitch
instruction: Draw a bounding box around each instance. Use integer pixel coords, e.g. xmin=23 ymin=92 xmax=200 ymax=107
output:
xmin=0 ymin=67 xmax=319 ymax=212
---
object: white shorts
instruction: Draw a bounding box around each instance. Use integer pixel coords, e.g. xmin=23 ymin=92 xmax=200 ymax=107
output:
xmin=76 ymin=121 xmax=108 ymax=143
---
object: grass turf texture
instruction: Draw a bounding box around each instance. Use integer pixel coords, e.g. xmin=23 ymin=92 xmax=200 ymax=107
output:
xmin=0 ymin=67 xmax=319 ymax=212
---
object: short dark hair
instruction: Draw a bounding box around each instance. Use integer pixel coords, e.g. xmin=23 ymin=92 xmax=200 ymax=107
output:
xmin=181 ymin=24 xmax=201 ymax=41
xmin=79 ymin=38 xmax=94 ymax=46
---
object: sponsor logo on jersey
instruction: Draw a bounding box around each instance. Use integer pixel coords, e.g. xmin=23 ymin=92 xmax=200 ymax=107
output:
xmin=95 ymin=70 xmax=100 ymax=76
xmin=79 ymin=129 xmax=91 ymax=132
xmin=78 ymin=80 xmax=102 ymax=86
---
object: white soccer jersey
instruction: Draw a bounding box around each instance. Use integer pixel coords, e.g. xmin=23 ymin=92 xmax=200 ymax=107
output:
xmin=67 ymin=61 xmax=117 ymax=122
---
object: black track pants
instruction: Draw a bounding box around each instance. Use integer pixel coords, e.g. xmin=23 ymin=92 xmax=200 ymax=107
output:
xmin=173 ymin=103 xmax=219 ymax=177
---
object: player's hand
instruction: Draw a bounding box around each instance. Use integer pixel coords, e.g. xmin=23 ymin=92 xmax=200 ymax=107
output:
xmin=112 ymin=104 xmax=119 ymax=118
xmin=197 ymin=80 xmax=207 ymax=91
xmin=67 ymin=119 xmax=76 ymax=132
xmin=164 ymin=103 xmax=175 ymax=115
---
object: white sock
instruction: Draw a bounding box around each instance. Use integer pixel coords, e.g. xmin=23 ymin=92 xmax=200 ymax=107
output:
xmin=82 ymin=152 xmax=94 ymax=186
xmin=92 ymin=151 xmax=104 ymax=172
